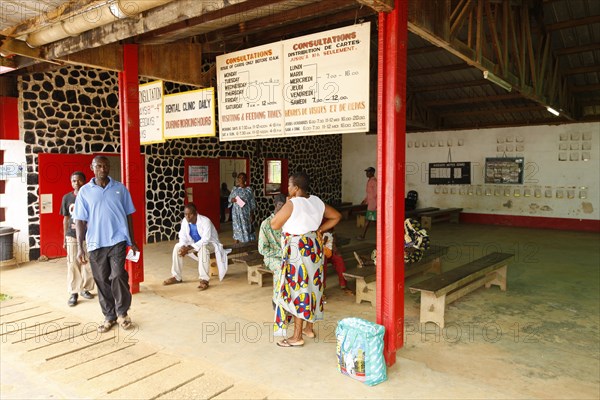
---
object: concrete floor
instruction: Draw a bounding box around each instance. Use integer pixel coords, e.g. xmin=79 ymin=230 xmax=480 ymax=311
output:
xmin=1 ymin=219 xmax=599 ymax=399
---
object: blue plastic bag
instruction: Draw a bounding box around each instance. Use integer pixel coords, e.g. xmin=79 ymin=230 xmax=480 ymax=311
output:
xmin=336 ymin=317 xmax=387 ymax=386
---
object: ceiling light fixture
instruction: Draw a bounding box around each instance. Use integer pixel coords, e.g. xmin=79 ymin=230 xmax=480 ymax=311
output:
xmin=483 ymin=70 xmax=512 ymax=92
xmin=546 ymin=107 xmax=560 ymax=116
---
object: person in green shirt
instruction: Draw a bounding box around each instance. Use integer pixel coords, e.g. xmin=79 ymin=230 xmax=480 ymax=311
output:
xmin=258 ymin=194 xmax=287 ymax=272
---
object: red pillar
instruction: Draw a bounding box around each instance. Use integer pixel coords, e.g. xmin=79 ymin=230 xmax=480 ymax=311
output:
xmin=376 ymin=0 xmax=408 ymax=366
xmin=118 ymin=44 xmax=145 ymax=294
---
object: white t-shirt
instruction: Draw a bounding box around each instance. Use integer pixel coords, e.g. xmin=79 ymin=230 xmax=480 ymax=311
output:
xmin=282 ymin=195 xmax=325 ymax=235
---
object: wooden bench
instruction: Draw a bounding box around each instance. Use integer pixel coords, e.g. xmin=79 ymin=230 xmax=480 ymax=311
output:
xmin=343 ymin=245 xmax=449 ymax=306
xmin=420 ymin=208 xmax=463 ymax=229
xmin=236 ymin=251 xmax=274 ymax=287
xmin=335 ymin=203 xmax=367 ymax=220
xmin=405 ymin=207 xmax=440 ymax=219
xmin=409 ymin=252 xmax=513 ymax=328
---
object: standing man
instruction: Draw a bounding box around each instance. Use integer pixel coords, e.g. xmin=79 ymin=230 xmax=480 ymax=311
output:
xmin=163 ymin=203 xmax=229 ymax=290
xmin=356 ymin=166 xmax=377 ymax=241
xmin=60 ymin=171 xmax=95 ymax=307
xmin=73 ymin=156 xmax=138 ymax=333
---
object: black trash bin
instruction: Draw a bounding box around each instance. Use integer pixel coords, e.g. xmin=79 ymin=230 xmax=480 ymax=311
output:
xmin=0 ymin=227 xmax=15 ymax=262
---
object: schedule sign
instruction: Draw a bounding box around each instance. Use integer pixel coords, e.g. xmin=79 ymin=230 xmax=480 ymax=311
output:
xmin=139 ymin=80 xmax=164 ymax=144
xmin=216 ymin=22 xmax=370 ymax=141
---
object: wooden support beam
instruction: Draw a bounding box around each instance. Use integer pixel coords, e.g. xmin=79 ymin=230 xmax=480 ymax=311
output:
xmin=407 ymin=0 xmax=575 ymax=120
xmin=412 ymin=78 xmax=490 ymax=92
xmin=571 ymin=84 xmax=600 ymax=93
xmin=355 ymin=0 xmax=394 ymax=13
xmin=424 ymin=93 xmax=522 ymax=107
xmin=408 ymin=45 xmax=443 ymax=55
xmin=554 ymin=43 xmax=600 ymax=57
xmin=57 ymin=42 xmax=209 ymax=86
xmin=138 ymin=43 xmax=209 ymax=87
xmin=545 ymin=15 xmax=600 ymax=32
xmin=0 ymin=38 xmax=60 ymax=64
xmin=409 ymin=62 xmax=471 ymax=76
xmin=563 ymin=65 xmax=600 ymax=76
xmin=58 ymin=43 xmax=123 ymax=71
xmin=440 ymin=104 xmax=548 ymax=117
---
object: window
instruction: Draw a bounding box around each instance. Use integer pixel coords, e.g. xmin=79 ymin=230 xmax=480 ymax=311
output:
xmin=264 ymin=159 xmax=288 ymax=195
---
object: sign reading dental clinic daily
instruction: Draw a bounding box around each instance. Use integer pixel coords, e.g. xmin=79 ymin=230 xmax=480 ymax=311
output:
xmin=163 ymin=87 xmax=215 ymax=139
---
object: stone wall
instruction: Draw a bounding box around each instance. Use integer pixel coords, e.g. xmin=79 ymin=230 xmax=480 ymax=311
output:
xmin=21 ymin=66 xmax=342 ymax=259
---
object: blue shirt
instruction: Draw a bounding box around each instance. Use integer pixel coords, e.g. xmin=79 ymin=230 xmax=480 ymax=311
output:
xmin=189 ymin=223 xmax=201 ymax=242
xmin=73 ymin=176 xmax=136 ymax=252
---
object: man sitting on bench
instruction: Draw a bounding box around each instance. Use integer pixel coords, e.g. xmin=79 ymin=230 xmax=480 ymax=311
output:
xmin=163 ymin=203 xmax=229 ymax=291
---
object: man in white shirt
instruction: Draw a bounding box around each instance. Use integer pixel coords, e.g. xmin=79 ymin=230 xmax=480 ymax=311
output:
xmin=163 ymin=203 xmax=228 ymax=290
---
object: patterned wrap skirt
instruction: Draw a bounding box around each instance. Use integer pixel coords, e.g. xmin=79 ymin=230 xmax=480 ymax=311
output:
xmin=273 ymin=231 xmax=325 ymax=337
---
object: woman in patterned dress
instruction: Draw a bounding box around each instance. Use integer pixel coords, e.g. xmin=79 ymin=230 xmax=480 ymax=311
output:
xmin=270 ymin=171 xmax=342 ymax=347
xmin=228 ymin=172 xmax=257 ymax=243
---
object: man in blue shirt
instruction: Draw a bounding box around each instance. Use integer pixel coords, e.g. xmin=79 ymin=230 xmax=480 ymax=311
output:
xmin=73 ymin=156 xmax=138 ymax=333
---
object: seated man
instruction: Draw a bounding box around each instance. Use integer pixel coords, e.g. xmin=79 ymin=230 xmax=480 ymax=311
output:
xmin=163 ymin=203 xmax=229 ymax=290
xmin=258 ymin=194 xmax=286 ymax=281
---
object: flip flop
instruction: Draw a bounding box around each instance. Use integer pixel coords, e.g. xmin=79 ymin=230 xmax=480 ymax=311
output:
xmin=277 ymin=339 xmax=304 ymax=347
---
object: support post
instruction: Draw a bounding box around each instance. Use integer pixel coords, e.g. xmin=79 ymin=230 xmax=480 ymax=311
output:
xmin=118 ymin=44 xmax=145 ymax=294
xmin=376 ymin=0 xmax=408 ymax=366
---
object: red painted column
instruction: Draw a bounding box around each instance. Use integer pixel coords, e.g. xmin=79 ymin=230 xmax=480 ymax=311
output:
xmin=118 ymin=44 xmax=145 ymax=294
xmin=376 ymin=0 xmax=408 ymax=366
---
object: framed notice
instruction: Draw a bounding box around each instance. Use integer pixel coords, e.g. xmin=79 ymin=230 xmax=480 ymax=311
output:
xmin=216 ymin=22 xmax=371 ymax=141
xmin=139 ymin=80 xmax=164 ymax=144
xmin=164 ymin=88 xmax=215 ymax=139
xmin=429 ymin=162 xmax=471 ymax=185
xmin=484 ymin=157 xmax=524 ymax=184
xmin=189 ymin=166 xmax=209 ymax=183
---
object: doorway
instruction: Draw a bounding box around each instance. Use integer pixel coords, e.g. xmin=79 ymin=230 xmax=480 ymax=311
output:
xmin=38 ymin=154 xmax=122 ymax=259
xmin=219 ymin=158 xmax=248 ymax=224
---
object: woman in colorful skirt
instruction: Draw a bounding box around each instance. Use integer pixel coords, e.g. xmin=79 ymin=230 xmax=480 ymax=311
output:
xmin=228 ymin=172 xmax=257 ymax=243
xmin=270 ymin=171 xmax=342 ymax=347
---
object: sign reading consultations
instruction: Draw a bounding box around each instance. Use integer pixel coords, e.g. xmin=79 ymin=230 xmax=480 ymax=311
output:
xmin=139 ymin=80 xmax=164 ymax=144
xmin=164 ymin=87 xmax=215 ymax=139
xmin=216 ymin=22 xmax=370 ymax=141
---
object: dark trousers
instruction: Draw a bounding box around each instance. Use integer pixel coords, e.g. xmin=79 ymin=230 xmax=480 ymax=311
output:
xmin=88 ymin=241 xmax=131 ymax=321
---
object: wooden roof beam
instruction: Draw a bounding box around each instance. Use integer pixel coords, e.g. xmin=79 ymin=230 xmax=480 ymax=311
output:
xmin=424 ymin=93 xmax=523 ymax=107
xmin=545 ymin=15 xmax=600 ymax=32
xmin=410 ymin=78 xmax=490 ymax=92
xmin=409 ymin=63 xmax=471 ymax=76
xmin=554 ymin=43 xmax=600 ymax=57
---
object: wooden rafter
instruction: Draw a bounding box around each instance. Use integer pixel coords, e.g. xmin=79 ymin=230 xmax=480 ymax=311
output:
xmin=545 ymin=15 xmax=600 ymax=32
xmin=554 ymin=43 xmax=600 ymax=57
xmin=407 ymin=0 xmax=575 ymax=120
xmin=423 ymin=93 xmax=523 ymax=107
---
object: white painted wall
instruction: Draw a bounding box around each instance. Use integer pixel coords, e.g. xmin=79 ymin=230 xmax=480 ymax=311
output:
xmin=0 ymin=140 xmax=29 ymax=263
xmin=341 ymin=132 xmax=377 ymax=204
xmin=342 ymin=122 xmax=600 ymax=221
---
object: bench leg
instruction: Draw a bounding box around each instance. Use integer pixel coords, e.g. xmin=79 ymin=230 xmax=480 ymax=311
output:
xmin=449 ymin=212 xmax=460 ymax=223
xmin=210 ymin=261 xmax=219 ymax=277
xmin=247 ymin=265 xmax=260 ymax=285
xmin=485 ymin=265 xmax=507 ymax=291
xmin=356 ymin=214 xmax=365 ymax=228
xmin=426 ymin=257 xmax=442 ymax=274
xmin=355 ymin=279 xmax=376 ymax=307
xmin=421 ymin=216 xmax=432 ymax=229
xmin=257 ymin=270 xmax=264 ymax=287
xmin=419 ymin=292 xmax=446 ymax=329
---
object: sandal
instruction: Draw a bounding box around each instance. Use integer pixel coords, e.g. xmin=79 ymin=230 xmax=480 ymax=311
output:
xmin=277 ymin=338 xmax=304 ymax=347
xmin=118 ymin=315 xmax=133 ymax=330
xmin=197 ymin=279 xmax=209 ymax=291
xmin=97 ymin=320 xmax=116 ymax=333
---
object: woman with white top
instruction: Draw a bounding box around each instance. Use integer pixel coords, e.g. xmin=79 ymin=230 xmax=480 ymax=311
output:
xmin=270 ymin=171 xmax=342 ymax=347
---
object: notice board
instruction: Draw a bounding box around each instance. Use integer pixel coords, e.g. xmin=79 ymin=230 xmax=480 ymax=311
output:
xmin=429 ymin=162 xmax=471 ymax=185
